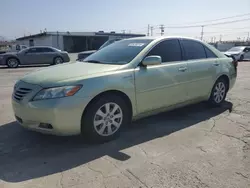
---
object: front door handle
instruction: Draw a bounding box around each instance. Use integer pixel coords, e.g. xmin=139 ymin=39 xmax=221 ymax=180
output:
xmin=178 ymin=67 xmax=187 ymax=72
xmin=213 ymin=62 xmax=219 ymax=66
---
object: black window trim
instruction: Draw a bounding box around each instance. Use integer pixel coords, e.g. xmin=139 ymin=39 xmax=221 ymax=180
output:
xmin=139 ymin=38 xmax=185 ymax=66
xmin=41 ymin=47 xmax=55 ymax=53
xmin=203 ymin=45 xmax=218 ymax=59
xmin=27 ymin=47 xmax=38 ymax=53
xmin=180 ymin=38 xmax=217 ymax=60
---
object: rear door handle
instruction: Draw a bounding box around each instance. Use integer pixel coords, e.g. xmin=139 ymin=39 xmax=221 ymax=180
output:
xmin=178 ymin=67 xmax=187 ymax=72
xmin=213 ymin=62 xmax=219 ymax=66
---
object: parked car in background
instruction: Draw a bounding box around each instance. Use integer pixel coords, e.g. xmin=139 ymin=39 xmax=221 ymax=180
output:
xmin=223 ymin=46 xmax=250 ymax=61
xmin=0 ymin=44 xmax=28 ymax=54
xmin=12 ymin=37 xmax=237 ymax=142
xmin=77 ymin=38 xmax=122 ymax=60
xmin=0 ymin=46 xmax=70 ymax=68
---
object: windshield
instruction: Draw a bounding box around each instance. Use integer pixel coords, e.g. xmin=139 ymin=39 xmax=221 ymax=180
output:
xmin=84 ymin=39 xmax=153 ymax=65
xmin=99 ymin=39 xmax=120 ymax=50
xmin=227 ymin=47 xmax=244 ymax=52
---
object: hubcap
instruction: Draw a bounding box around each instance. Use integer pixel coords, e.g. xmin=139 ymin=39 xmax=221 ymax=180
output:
xmin=93 ymin=102 xmax=123 ymax=136
xmin=8 ymin=59 xmax=18 ymax=67
xmin=213 ymin=82 xmax=226 ymax=103
xmin=55 ymin=58 xmax=62 ymax=64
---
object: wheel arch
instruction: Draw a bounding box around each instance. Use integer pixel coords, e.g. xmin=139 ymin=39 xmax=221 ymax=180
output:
xmin=6 ymin=56 xmax=20 ymax=65
xmin=53 ymin=56 xmax=64 ymax=63
xmin=216 ymin=74 xmax=230 ymax=92
xmin=81 ymin=89 xmax=133 ymax=124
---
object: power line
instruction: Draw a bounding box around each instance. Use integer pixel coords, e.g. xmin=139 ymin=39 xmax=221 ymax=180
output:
xmin=166 ymin=13 xmax=250 ymax=26
xmin=165 ymin=18 xmax=250 ymax=28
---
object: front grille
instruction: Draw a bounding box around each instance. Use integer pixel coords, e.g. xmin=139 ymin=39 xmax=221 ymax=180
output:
xmin=13 ymin=87 xmax=32 ymax=101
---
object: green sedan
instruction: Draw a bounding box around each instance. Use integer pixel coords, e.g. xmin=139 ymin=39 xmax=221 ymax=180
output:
xmin=12 ymin=36 xmax=237 ymax=142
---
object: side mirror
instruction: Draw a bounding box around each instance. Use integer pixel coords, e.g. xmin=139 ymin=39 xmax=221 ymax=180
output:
xmin=142 ymin=56 xmax=162 ymax=66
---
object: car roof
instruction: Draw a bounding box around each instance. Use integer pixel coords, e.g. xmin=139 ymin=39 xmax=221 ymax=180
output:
xmin=29 ymin=46 xmax=54 ymax=48
xmin=28 ymin=46 xmax=61 ymax=51
xmin=123 ymin=36 xmax=204 ymax=42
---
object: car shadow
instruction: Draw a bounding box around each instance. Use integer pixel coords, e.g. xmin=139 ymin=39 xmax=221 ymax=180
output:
xmin=0 ymin=101 xmax=232 ymax=182
xmin=0 ymin=65 xmax=50 ymax=69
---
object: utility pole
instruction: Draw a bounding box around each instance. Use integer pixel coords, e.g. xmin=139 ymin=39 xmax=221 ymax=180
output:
xmin=121 ymin=30 xmax=125 ymax=34
xmin=247 ymin=32 xmax=249 ymax=41
xmin=159 ymin=24 xmax=165 ymax=36
xmin=200 ymin=25 xmax=204 ymax=41
xmin=147 ymin=24 xmax=150 ymax=36
xmin=210 ymin=37 xmax=213 ymax=43
xmin=220 ymin=34 xmax=222 ymax=42
xmin=150 ymin=26 xmax=154 ymax=36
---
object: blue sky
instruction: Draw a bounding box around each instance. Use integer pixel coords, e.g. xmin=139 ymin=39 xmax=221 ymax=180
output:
xmin=1 ymin=0 xmax=250 ymax=41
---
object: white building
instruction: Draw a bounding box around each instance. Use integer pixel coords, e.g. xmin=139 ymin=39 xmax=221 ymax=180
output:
xmin=16 ymin=31 xmax=145 ymax=52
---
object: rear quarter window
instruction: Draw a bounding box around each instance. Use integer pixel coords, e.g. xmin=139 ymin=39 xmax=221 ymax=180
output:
xmin=204 ymin=46 xmax=217 ymax=58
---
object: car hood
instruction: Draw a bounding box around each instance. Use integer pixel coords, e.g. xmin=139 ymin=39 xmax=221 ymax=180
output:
xmin=224 ymin=51 xmax=241 ymax=55
xmin=21 ymin=62 xmax=122 ymax=87
xmin=79 ymin=50 xmax=97 ymax=55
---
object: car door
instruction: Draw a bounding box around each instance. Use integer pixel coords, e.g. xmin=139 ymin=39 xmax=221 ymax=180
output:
xmin=134 ymin=39 xmax=189 ymax=114
xmin=40 ymin=47 xmax=56 ymax=64
xmin=22 ymin=47 xmax=43 ymax=64
xmin=179 ymin=39 xmax=218 ymax=100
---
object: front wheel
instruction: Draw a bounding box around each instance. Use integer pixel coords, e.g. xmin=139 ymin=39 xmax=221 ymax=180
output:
xmin=53 ymin=57 xmax=63 ymax=65
xmin=208 ymin=78 xmax=228 ymax=106
xmin=81 ymin=94 xmax=130 ymax=142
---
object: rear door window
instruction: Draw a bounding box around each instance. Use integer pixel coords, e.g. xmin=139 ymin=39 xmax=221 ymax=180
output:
xmin=147 ymin=39 xmax=182 ymax=63
xmin=181 ymin=39 xmax=206 ymax=60
xmin=41 ymin=48 xmax=55 ymax=53
xmin=27 ymin=48 xmax=39 ymax=53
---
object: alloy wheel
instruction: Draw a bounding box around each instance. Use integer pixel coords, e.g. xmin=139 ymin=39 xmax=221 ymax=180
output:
xmin=213 ymin=82 xmax=226 ymax=103
xmin=7 ymin=59 xmax=18 ymax=68
xmin=93 ymin=102 xmax=123 ymax=136
xmin=55 ymin=57 xmax=63 ymax=64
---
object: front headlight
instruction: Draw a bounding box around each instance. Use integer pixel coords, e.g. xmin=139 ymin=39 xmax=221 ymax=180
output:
xmin=33 ymin=85 xmax=82 ymax=101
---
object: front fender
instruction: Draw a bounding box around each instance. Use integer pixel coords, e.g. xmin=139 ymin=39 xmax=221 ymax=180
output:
xmin=75 ymin=69 xmax=137 ymax=115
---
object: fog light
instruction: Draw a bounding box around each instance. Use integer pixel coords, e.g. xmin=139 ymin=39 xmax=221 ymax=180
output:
xmin=39 ymin=123 xmax=53 ymax=129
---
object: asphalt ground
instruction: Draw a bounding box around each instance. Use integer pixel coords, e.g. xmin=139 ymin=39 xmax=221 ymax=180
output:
xmin=0 ymin=60 xmax=249 ymax=188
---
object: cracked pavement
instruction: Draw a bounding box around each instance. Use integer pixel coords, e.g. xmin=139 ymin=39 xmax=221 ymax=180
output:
xmin=0 ymin=61 xmax=250 ymax=188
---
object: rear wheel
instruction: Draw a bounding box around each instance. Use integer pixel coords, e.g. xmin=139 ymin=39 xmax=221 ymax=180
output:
xmin=81 ymin=94 xmax=130 ymax=142
xmin=208 ymin=78 xmax=228 ymax=106
xmin=6 ymin=58 xmax=19 ymax=68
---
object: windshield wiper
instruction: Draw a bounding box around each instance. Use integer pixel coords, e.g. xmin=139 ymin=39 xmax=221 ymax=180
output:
xmin=85 ymin=60 xmax=103 ymax=64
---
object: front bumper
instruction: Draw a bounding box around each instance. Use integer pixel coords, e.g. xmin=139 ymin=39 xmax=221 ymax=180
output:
xmin=12 ymin=81 xmax=92 ymax=136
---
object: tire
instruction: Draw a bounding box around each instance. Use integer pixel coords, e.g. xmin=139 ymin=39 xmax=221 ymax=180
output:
xmin=239 ymin=55 xmax=244 ymax=61
xmin=6 ymin=58 xmax=19 ymax=68
xmin=53 ymin=57 xmax=63 ymax=65
xmin=208 ymin=78 xmax=228 ymax=106
xmin=81 ymin=94 xmax=130 ymax=143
